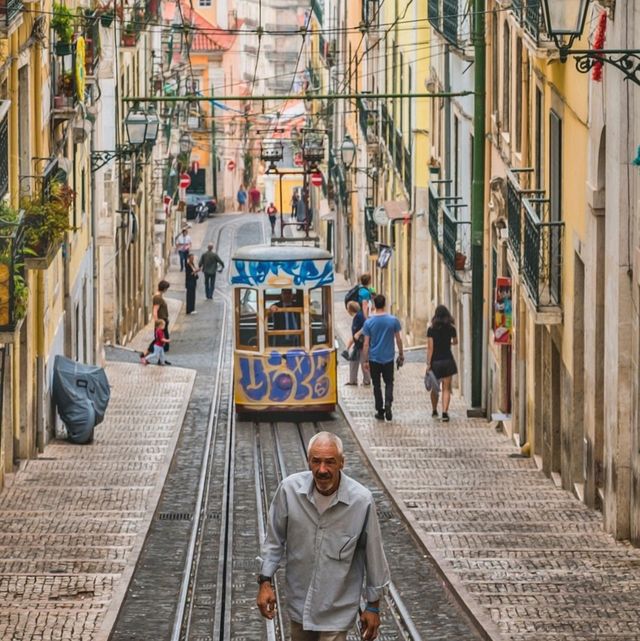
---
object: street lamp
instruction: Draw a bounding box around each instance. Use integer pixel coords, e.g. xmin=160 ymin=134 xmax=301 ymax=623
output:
xmin=125 ymin=104 xmax=149 ymax=147
xmin=340 ymin=134 xmax=356 ymax=170
xmin=540 ymin=0 xmax=640 ymax=85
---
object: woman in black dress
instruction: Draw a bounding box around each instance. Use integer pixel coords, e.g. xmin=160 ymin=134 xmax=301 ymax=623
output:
xmin=185 ymin=253 xmax=200 ymax=315
xmin=426 ymin=305 xmax=458 ymax=422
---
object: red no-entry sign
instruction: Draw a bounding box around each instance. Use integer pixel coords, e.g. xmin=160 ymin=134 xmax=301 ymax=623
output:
xmin=227 ymin=160 xmax=236 ymax=171
xmin=310 ymin=172 xmax=323 ymax=187
xmin=293 ymin=152 xmax=303 ymax=167
xmin=179 ymin=173 xmax=191 ymax=189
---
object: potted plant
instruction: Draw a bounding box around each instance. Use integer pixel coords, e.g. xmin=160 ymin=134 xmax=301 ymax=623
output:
xmin=454 ymin=249 xmax=466 ymax=271
xmin=52 ymin=3 xmax=75 ymax=55
xmin=121 ymin=21 xmax=137 ymax=46
xmin=21 ymin=180 xmax=74 ymax=264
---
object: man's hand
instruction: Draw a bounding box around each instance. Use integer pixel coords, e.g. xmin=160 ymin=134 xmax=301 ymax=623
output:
xmin=256 ymin=582 xmax=277 ymax=619
xmin=359 ymin=609 xmax=381 ymax=640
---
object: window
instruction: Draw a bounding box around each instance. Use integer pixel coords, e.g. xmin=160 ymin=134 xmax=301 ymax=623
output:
xmin=199 ymin=0 xmax=211 ymax=6
xmin=265 ymin=288 xmax=304 ymax=348
xmin=502 ymin=22 xmax=511 ymax=133
xmin=235 ymin=288 xmax=258 ymax=350
xmin=309 ymin=286 xmax=332 ymax=347
xmin=534 ymin=86 xmax=544 ymax=189
xmin=492 ymin=12 xmax=499 ymax=114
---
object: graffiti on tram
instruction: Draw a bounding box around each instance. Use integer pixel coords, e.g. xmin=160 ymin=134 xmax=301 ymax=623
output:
xmin=235 ymin=349 xmax=337 ymax=405
xmin=230 ymin=259 xmax=334 ymax=289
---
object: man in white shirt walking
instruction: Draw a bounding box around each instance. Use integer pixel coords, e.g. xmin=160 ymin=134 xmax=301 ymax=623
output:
xmin=175 ymin=227 xmax=192 ymax=272
xmin=257 ymin=431 xmax=390 ymax=641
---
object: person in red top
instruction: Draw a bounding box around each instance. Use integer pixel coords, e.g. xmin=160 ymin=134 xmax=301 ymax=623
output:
xmin=266 ymin=202 xmax=278 ymax=234
xmin=142 ymin=320 xmax=170 ymax=366
xmin=249 ymin=186 xmax=261 ymax=212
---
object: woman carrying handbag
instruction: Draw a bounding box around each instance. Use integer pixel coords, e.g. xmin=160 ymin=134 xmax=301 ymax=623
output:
xmin=426 ymin=305 xmax=458 ymax=421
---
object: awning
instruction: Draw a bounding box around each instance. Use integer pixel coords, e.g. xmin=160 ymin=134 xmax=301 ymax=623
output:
xmin=382 ymin=199 xmax=411 ymax=220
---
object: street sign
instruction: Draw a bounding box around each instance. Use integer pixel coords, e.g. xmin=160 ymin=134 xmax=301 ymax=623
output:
xmin=227 ymin=160 xmax=236 ymax=171
xmin=293 ymin=152 xmax=303 ymax=167
xmin=179 ymin=173 xmax=191 ymax=189
xmin=310 ymin=172 xmax=323 ymax=187
xmin=192 ymin=160 xmax=200 ymax=174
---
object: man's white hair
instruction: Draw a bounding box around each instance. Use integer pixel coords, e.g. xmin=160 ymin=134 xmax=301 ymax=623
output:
xmin=308 ymin=431 xmax=344 ymax=458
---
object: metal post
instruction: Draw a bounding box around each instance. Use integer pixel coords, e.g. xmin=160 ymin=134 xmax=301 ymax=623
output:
xmin=470 ymin=0 xmax=486 ymax=412
xmin=278 ymin=171 xmax=284 ymax=237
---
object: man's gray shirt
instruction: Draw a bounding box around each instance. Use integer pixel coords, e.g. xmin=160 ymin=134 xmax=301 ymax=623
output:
xmin=199 ymin=250 xmax=224 ymax=275
xmin=260 ymin=470 xmax=390 ymax=631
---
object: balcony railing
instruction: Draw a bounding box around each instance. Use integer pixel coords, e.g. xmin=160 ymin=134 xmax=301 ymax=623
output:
xmin=0 ymin=0 xmax=22 ymax=31
xmin=0 ymin=212 xmax=25 ymax=332
xmin=506 ymin=168 xmax=543 ymax=268
xmin=442 ymin=0 xmax=459 ymax=45
xmin=442 ymin=202 xmax=470 ymax=280
xmin=428 ymin=184 xmax=441 ymax=251
xmin=428 ymin=0 xmax=440 ymax=32
xmin=522 ymin=196 xmax=564 ymax=308
xmin=0 ymin=103 xmax=8 ymax=200
xmin=511 ymin=0 xmax=523 ymax=22
xmin=394 ymin=129 xmax=403 ymax=177
xmin=524 ymin=0 xmax=544 ymax=44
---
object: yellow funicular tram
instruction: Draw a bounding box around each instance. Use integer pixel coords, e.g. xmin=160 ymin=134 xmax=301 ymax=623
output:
xmin=230 ymin=242 xmax=336 ymax=413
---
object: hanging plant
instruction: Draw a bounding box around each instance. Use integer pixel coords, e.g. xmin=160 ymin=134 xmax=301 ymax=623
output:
xmin=21 ymin=180 xmax=74 ymax=258
xmin=52 ymin=3 xmax=75 ymax=43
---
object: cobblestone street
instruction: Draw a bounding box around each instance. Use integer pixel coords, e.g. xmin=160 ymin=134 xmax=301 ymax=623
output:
xmin=0 ymin=358 xmax=195 ymax=640
xmin=333 ymin=293 xmax=640 ymax=641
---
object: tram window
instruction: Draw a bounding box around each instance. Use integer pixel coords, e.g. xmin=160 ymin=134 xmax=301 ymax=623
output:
xmin=235 ymin=288 xmax=258 ymax=350
xmin=265 ymin=288 xmax=303 ymax=348
xmin=310 ymin=286 xmax=331 ymax=347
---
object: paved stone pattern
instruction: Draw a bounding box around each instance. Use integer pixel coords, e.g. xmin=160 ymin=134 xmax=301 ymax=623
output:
xmin=337 ymin=358 xmax=640 ymax=641
xmin=0 ymin=362 xmax=195 ymax=641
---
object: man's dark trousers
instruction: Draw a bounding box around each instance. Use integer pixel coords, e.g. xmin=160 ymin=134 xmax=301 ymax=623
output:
xmin=370 ymin=360 xmax=394 ymax=412
xmin=204 ymin=273 xmax=216 ymax=299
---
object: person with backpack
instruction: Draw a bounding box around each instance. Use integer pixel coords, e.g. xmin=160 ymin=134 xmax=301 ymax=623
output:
xmin=344 ymin=273 xmax=374 ymax=318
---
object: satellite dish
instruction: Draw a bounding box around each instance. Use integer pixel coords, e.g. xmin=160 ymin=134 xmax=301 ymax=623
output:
xmin=372 ymin=206 xmax=389 ymax=226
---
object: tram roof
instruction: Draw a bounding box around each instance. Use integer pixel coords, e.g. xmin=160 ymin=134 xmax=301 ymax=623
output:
xmin=232 ymin=244 xmax=333 ymax=262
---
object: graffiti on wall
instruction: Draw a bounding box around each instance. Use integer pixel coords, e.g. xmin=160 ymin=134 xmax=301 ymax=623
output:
xmin=235 ymin=350 xmax=336 ymax=406
xmin=231 ymin=259 xmax=334 ymax=288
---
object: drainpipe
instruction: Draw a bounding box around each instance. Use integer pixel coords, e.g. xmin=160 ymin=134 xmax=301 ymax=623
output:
xmin=33 ymin=35 xmax=45 ymax=451
xmin=470 ymin=0 xmax=486 ymax=411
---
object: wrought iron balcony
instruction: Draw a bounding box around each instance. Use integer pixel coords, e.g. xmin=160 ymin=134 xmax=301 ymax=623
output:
xmin=428 ymin=184 xmax=441 ymax=251
xmin=0 ymin=103 xmax=8 ymax=200
xmin=442 ymin=0 xmax=460 ymax=45
xmin=511 ymin=0 xmax=523 ymax=22
xmin=524 ymin=0 xmax=545 ymax=44
xmin=0 ymin=212 xmax=25 ymax=332
xmin=506 ymin=168 xmax=542 ymax=268
xmin=521 ymin=196 xmax=564 ymax=309
xmin=0 ymin=0 xmax=23 ymax=32
xmin=442 ymin=201 xmax=470 ymax=281
xmin=428 ymin=0 xmax=440 ymax=32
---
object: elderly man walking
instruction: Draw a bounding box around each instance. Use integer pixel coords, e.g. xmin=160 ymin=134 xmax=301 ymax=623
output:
xmin=257 ymin=431 xmax=390 ymax=641
xmin=198 ymin=243 xmax=225 ymax=299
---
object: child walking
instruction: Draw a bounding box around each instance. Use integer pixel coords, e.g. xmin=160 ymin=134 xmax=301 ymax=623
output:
xmin=143 ymin=320 xmax=170 ymax=365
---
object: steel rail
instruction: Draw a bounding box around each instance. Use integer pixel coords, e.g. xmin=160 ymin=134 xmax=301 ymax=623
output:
xmin=170 ymin=297 xmax=229 ymax=641
xmin=212 ymin=367 xmax=237 ymax=641
xmin=255 ymin=425 xmax=287 ymax=641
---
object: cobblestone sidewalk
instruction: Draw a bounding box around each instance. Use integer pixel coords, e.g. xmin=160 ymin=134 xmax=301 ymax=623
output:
xmin=0 ymin=362 xmax=196 ymax=641
xmin=333 ymin=297 xmax=640 ymax=641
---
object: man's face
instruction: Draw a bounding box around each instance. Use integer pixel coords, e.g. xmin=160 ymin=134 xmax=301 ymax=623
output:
xmin=308 ymin=440 xmax=344 ymax=495
xmin=281 ymin=289 xmax=293 ymax=303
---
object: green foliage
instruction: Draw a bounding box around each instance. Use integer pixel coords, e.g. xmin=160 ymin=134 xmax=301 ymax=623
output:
xmin=52 ymin=3 xmax=75 ymax=44
xmin=21 ymin=181 xmax=74 ymax=258
xmin=0 ymin=202 xmax=28 ymax=322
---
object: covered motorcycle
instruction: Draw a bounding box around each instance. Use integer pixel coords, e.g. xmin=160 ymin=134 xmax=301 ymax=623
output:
xmin=52 ymin=355 xmax=110 ymax=444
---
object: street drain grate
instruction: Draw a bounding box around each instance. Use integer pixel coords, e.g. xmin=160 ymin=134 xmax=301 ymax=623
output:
xmin=158 ymin=512 xmax=193 ymax=521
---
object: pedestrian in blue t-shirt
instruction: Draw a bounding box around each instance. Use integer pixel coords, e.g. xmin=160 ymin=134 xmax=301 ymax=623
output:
xmin=362 ymin=294 xmax=404 ymax=421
